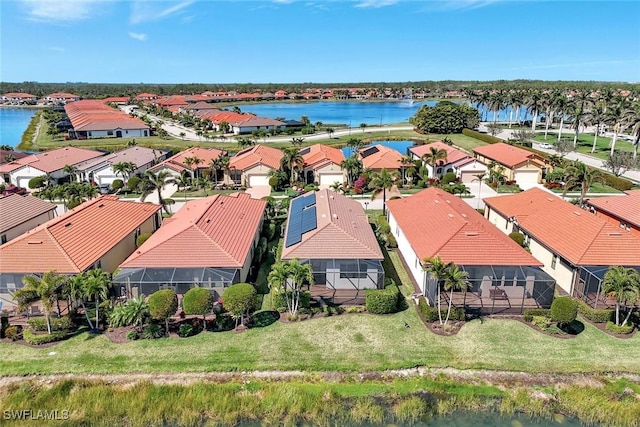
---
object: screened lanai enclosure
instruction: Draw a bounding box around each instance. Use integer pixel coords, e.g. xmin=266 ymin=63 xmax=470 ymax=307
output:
xmin=573 ymin=266 xmax=640 ymax=309
xmin=423 ymin=265 xmax=556 ymax=315
xmin=112 ymin=267 xmax=239 ymax=299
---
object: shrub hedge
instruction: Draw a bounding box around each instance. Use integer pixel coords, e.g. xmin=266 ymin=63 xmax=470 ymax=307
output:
xmin=523 ymin=308 xmax=550 ymax=322
xmin=272 ymin=291 xmax=311 ymax=311
xmin=377 ymin=215 xmax=391 ymax=234
xmin=605 ymin=321 xmax=634 ymax=335
xmin=417 ymin=298 xmax=465 ymax=323
xmin=182 ymin=287 xmax=214 ymax=317
xmin=576 ymin=300 xmax=613 ymax=323
xmin=27 ymin=316 xmax=74 ymax=332
xmin=462 ymin=128 xmax=502 ymax=144
xmin=23 ymin=329 xmax=68 ymax=345
xmin=550 ymin=297 xmax=578 ymax=324
xmin=148 ymin=290 xmax=178 ymax=325
xmin=385 ymin=233 xmax=398 ymax=248
xmin=4 ymin=325 xmax=22 ymax=341
xmin=365 ymin=285 xmax=400 ymax=314
xmin=508 ymin=232 xmax=525 ymax=247
xmin=600 ymin=173 xmax=634 ymax=191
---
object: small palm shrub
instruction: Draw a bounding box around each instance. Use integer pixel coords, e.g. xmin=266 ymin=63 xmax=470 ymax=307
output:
xmin=126 ymin=330 xmax=138 ymax=340
xmin=143 ymin=323 xmax=164 ymax=339
xmin=178 ymin=324 xmax=194 ymax=338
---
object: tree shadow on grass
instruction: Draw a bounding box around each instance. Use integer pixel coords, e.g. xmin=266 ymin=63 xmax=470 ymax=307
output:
xmin=560 ymin=320 xmax=585 ymax=335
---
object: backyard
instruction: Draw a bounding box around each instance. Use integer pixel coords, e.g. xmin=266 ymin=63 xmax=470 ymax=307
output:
xmin=533 ymin=132 xmax=635 ymax=160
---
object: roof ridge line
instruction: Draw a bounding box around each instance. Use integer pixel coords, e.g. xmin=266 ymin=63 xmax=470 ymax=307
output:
xmin=45 ymin=227 xmax=83 ymax=273
xmin=577 ymin=220 xmax=610 ymax=264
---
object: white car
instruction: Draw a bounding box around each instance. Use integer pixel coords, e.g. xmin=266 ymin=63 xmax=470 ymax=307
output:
xmin=539 ymin=142 xmax=553 ymax=149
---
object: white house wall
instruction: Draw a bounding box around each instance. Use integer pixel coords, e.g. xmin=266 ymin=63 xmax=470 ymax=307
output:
xmin=388 ymin=211 xmax=426 ymax=294
xmin=85 ymin=129 xmax=149 ymax=139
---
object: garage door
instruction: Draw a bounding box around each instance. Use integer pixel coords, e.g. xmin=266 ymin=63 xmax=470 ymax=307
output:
xmin=514 ymin=170 xmax=539 ymax=185
xmin=319 ymin=173 xmax=344 ymax=186
xmin=248 ymin=174 xmax=270 ymax=187
xmin=17 ymin=177 xmax=32 ymax=189
xmin=459 ymin=171 xmax=481 ymax=183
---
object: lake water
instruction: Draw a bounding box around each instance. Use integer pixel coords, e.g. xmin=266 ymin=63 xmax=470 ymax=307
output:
xmin=0 ymin=108 xmax=36 ymax=148
xmin=341 ymin=140 xmax=415 ymax=158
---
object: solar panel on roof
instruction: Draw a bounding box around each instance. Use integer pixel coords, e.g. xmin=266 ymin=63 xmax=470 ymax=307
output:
xmin=303 ymin=192 xmax=316 ymax=208
xmin=299 ymin=147 xmax=311 ymax=156
xmin=360 ymin=146 xmax=379 ymax=158
xmin=300 ymin=206 xmax=317 ymax=235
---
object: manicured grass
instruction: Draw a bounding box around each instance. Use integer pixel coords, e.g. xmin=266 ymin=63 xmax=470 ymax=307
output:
xmin=420 ymin=133 xmax=489 ymax=152
xmin=496 ymin=184 xmax=522 ymax=193
xmin=550 ymin=182 xmax=622 ymax=194
xmin=2 ymin=308 xmax=640 ymax=376
xmin=533 ymin=133 xmax=634 ymax=160
xmin=178 ymin=188 xmax=246 ymax=198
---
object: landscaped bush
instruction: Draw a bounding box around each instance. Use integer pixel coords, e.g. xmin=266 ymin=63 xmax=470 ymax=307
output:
xmin=258 ymin=237 xmax=268 ymax=261
xmin=462 ymin=128 xmax=502 ymax=144
xmin=263 ymin=221 xmax=277 ymax=241
xmin=605 ymin=321 xmax=634 ymax=335
xmin=4 ymin=325 xmax=22 ymax=341
xmin=304 ymin=184 xmax=318 ymax=192
xmin=0 ymin=316 xmax=8 ymax=339
xmin=142 ymin=323 xmax=164 ymax=339
xmin=136 ymin=232 xmax=152 ymax=248
xmin=272 ymin=291 xmax=311 ymax=311
xmin=183 ymin=287 xmax=214 ymax=325
xmin=27 ymin=316 xmax=74 ymax=332
xmin=148 ymin=289 xmax=178 ymax=334
xmin=23 ymin=329 xmax=68 ymax=345
xmin=508 ymin=232 xmax=525 ymax=247
xmin=223 ymin=283 xmax=258 ymax=325
xmin=417 ymin=298 xmax=465 ymax=323
xmin=523 ymin=308 xmax=550 ymax=322
xmin=600 ymin=173 xmax=634 ymax=191
xmin=385 ymin=233 xmax=398 ymax=248
xmin=441 ymin=172 xmax=457 ymax=184
xmin=416 ymin=180 xmax=426 ymax=188
xmin=576 ymin=300 xmax=613 ymax=323
xmin=550 ymin=297 xmax=578 ymax=325
xmin=531 ymin=315 xmax=552 ymax=330
xmin=111 ymin=179 xmax=124 ymax=191
xmin=28 ymin=175 xmax=48 ymax=189
xmin=377 ymin=215 xmax=391 ymax=234
xmin=126 ymin=330 xmax=138 ymax=340
xmin=365 ymin=285 xmax=400 ymax=314
xmin=268 ymin=176 xmax=279 ymax=188
xmin=127 ymin=176 xmax=141 ymax=191
xmin=178 ymin=324 xmax=195 ymax=337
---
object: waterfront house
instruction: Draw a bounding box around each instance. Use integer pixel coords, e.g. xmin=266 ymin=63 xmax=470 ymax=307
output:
xmin=357 ymin=145 xmax=404 ymax=173
xmin=281 ymin=189 xmax=384 ymax=305
xmin=44 ymin=93 xmax=81 ymax=105
xmin=472 ymin=143 xmax=548 ymax=189
xmin=409 ymin=141 xmax=487 ymax=182
xmin=65 ymin=100 xmax=150 ymax=139
xmin=2 ymin=93 xmax=37 ymax=104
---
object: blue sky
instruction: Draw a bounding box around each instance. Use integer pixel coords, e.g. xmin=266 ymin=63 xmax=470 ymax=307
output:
xmin=2 ymin=0 xmax=639 ymax=83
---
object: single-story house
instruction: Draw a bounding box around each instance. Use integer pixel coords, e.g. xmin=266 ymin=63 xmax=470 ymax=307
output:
xmin=472 ymin=142 xmax=549 ymax=188
xmin=149 ymin=147 xmax=226 ymax=180
xmin=0 ymin=194 xmax=57 ymax=244
xmin=409 ymin=141 xmax=487 ymax=182
xmin=586 ymin=189 xmax=640 ymax=237
xmin=113 ymin=193 xmax=266 ymax=299
xmin=2 ymin=93 xmax=37 ymax=104
xmin=387 ymin=187 xmax=555 ymax=314
xmin=227 ymin=145 xmax=283 ymax=187
xmin=281 ymin=189 xmax=384 ymax=304
xmin=229 ymin=116 xmax=286 ymax=135
xmin=484 ymin=187 xmax=640 ymax=308
xmin=0 ymin=196 xmax=162 ymax=305
xmin=44 ymin=93 xmax=80 ymax=105
xmin=5 ymin=146 xmax=105 ymax=189
xmin=357 ymin=144 xmax=404 ymax=173
xmin=75 ymin=146 xmax=168 ymax=186
xmin=299 ymin=144 xmax=346 ymax=187
xmin=65 ymin=100 xmax=150 ymax=139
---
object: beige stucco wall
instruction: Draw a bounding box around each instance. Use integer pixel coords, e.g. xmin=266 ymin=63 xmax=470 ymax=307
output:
xmin=242 ymin=164 xmax=274 ymax=187
xmin=486 ymin=207 xmax=511 ymax=234
xmin=238 ymin=216 xmax=264 ymax=283
xmin=2 ymin=209 xmax=57 ymax=243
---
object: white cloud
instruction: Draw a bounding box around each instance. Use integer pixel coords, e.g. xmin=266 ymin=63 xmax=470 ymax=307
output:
xmin=48 ymin=46 xmax=66 ymax=52
xmin=128 ymin=32 xmax=148 ymax=41
xmin=354 ymin=0 xmax=398 ymax=8
xmin=130 ymin=0 xmax=195 ymax=24
xmin=21 ymin=0 xmax=111 ymax=22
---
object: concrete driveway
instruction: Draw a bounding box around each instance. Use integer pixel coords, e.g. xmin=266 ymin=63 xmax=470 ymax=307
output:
xmin=245 ymin=186 xmax=271 ymax=200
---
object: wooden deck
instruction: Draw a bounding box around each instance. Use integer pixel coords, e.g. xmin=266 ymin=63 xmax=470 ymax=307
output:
xmin=308 ymin=285 xmax=367 ymax=305
xmin=444 ymin=291 xmax=547 ymax=315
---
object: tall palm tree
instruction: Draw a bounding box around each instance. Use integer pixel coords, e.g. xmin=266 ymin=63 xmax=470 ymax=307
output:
xmin=443 ymin=263 xmax=469 ymax=325
xmin=524 ymin=90 xmax=543 ymax=131
xmin=562 ymin=161 xmax=602 ymax=206
xmin=601 ymin=266 xmax=640 ymax=327
xmin=541 ymin=90 xmax=559 ymax=139
xmin=236 ymin=136 xmax=257 ymax=149
xmin=286 ymin=259 xmax=314 ymax=317
xmin=604 ymin=96 xmax=629 ymax=156
xmin=16 ymin=271 xmax=67 ymax=334
xmin=341 ymin=156 xmax=363 ymax=185
xmin=113 ymin=161 xmax=137 ymax=183
xmin=62 ymin=164 xmax=78 ymax=183
xmin=184 ymin=156 xmax=203 ymax=179
xmin=552 ymin=93 xmax=569 ymax=142
xmin=82 ymin=269 xmax=111 ymax=331
xmin=399 ymin=154 xmax=414 ymax=185
xmin=488 ymin=90 xmax=506 ymax=124
xmin=472 ymin=172 xmax=486 ymax=210
xmin=68 ymin=273 xmax=94 ymax=329
xmin=369 ymin=168 xmax=399 ymax=215
xmin=623 ymin=101 xmax=640 ymax=159
xmin=291 ymin=137 xmax=305 ymax=148
xmin=281 ymin=148 xmax=304 ymax=185
xmin=506 ymin=90 xmax=523 ymax=129
xmin=584 ymin=103 xmax=607 ymax=153
xmin=423 ymin=256 xmax=451 ymax=325
xmin=421 ymin=146 xmax=448 ymax=178
xmin=139 ymin=169 xmax=177 ymax=214
xmin=568 ymin=90 xmax=592 ymax=148
xmin=268 ymin=261 xmax=290 ymax=311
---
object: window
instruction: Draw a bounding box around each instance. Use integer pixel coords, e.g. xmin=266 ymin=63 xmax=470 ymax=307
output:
xmin=551 ymin=255 xmax=557 ymax=269
xmin=107 ymin=131 xmax=113 ymax=136
xmin=1 ymin=234 xmax=6 ymax=244
xmin=436 ymin=168 xmax=443 ymax=174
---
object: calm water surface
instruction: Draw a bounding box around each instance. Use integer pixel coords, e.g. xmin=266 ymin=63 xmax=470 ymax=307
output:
xmin=0 ymin=108 xmax=36 ymax=147
xmin=341 ymin=140 xmax=415 ymax=158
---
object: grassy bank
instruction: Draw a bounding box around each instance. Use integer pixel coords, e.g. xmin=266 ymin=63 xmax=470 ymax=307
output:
xmin=1 ymin=311 xmax=640 ymax=376
xmin=1 ymin=375 xmax=638 ymax=426
xmin=533 ymin=133 xmax=634 ymax=160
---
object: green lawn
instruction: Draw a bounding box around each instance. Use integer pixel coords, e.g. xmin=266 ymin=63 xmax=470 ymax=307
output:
xmin=533 ymin=133 xmax=634 ymax=160
xmin=551 ymin=182 xmax=622 ymax=194
xmin=176 ymin=188 xmax=246 ymax=198
xmin=2 ymin=312 xmax=639 ymax=376
xmin=496 ymin=184 xmax=522 ymax=193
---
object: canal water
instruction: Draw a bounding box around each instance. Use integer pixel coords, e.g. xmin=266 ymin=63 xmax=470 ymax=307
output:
xmin=0 ymin=107 xmax=36 ymax=147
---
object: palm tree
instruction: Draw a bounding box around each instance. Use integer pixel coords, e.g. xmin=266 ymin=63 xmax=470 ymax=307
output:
xmin=423 ymin=256 xmax=451 ymax=325
xmin=506 ymin=90 xmax=523 ymax=128
xmin=369 ymin=168 xmax=399 ymax=215
xmin=139 ymin=169 xmax=177 ymax=214
xmin=562 ymin=161 xmax=602 ymax=206
xmin=287 ymin=259 xmax=314 ymax=317
xmin=585 ymin=103 xmax=607 ymax=153
xmin=622 ymin=101 xmax=640 ymax=159
xmin=82 ymin=268 xmax=111 ymax=330
xmin=399 ymin=154 xmax=414 ymax=185
xmin=173 ymin=171 xmax=190 ymax=201
xmin=360 ymin=123 xmax=367 ymax=132
xmin=68 ymin=273 xmax=94 ymax=329
xmin=568 ymin=90 xmax=592 ymax=148
xmin=541 ymin=90 xmax=559 ymax=139
xmin=524 ymin=90 xmax=543 ymax=131
xmin=488 ymin=90 xmax=505 ymax=124
xmin=443 ymin=263 xmax=469 ymax=325
xmin=16 ymin=271 xmax=67 ymax=334
xmin=184 ymin=156 xmax=203 ymax=179
xmin=291 ymin=137 xmax=305 ymax=148
xmin=472 ymin=172 xmax=486 ymax=210
xmin=113 ymin=161 xmax=137 ymax=183
xmin=604 ymin=96 xmax=629 ymax=156
xmin=236 ymin=136 xmax=256 ymax=149
xmin=601 ymin=266 xmax=640 ymax=327
xmin=552 ymin=93 xmax=570 ymax=142
xmin=421 ymin=146 xmax=448 ymax=178
xmin=62 ymin=164 xmax=78 ymax=182
xmin=281 ymin=148 xmax=304 ymax=185
xmin=341 ymin=156 xmax=363 ymax=185
xmin=268 ymin=261 xmax=290 ymax=311
xmin=326 ymin=127 xmax=335 ymax=139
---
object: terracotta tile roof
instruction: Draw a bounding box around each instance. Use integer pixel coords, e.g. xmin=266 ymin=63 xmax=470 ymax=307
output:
xmin=102 ymin=96 xmax=130 ymax=104
xmin=358 ymin=145 xmax=404 ymax=170
xmin=65 ymin=100 xmax=150 ymax=132
xmin=47 ymin=93 xmax=79 ymax=99
xmin=150 ymin=147 xmax=226 ymax=174
xmin=202 ymin=111 xmax=249 ymax=123
xmin=0 ymin=150 xmax=29 ymax=165
xmin=76 ymin=146 xmax=167 ymax=172
xmin=229 ymin=145 xmax=283 ymax=171
xmin=300 ymin=144 xmax=345 ymax=169
xmin=484 ymin=188 xmax=640 ymax=266
xmin=230 ymin=116 xmax=286 ymax=128
xmin=472 ymin=143 xmax=545 ymax=168
xmin=120 ymin=193 xmax=265 ymax=268
xmin=586 ymin=190 xmax=640 ymax=229
xmin=10 ymin=146 xmax=105 ymax=174
xmin=0 ymin=196 xmax=161 ymax=274
xmin=0 ymin=194 xmax=57 ymax=234
xmin=386 ymin=187 xmax=541 ymax=266
xmin=281 ymin=189 xmax=383 ymax=260
xmin=3 ymin=93 xmax=37 ymax=98
xmin=410 ymin=141 xmax=469 ymax=165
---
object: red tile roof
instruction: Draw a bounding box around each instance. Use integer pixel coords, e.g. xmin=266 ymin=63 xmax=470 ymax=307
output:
xmin=358 ymin=145 xmax=404 ymax=170
xmin=473 ymin=143 xmax=545 ymax=168
xmin=300 ymin=144 xmax=345 ymax=169
xmin=0 ymin=196 xmax=161 ymax=274
xmin=484 ymin=188 xmax=640 ymax=266
xmin=0 ymin=150 xmax=29 ymax=165
xmin=3 ymin=93 xmax=37 ymax=98
xmin=0 ymin=194 xmax=57 ymax=234
xmin=229 ymin=145 xmax=283 ymax=171
xmin=281 ymin=189 xmax=383 ymax=260
xmin=9 ymin=146 xmax=105 ymax=174
xmin=586 ymin=190 xmax=640 ymax=229
xmin=120 ymin=193 xmax=265 ymax=268
xmin=102 ymin=96 xmax=130 ymax=104
xmin=46 ymin=93 xmax=79 ymax=99
xmin=410 ymin=141 xmax=470 ymax=165
xmin=386 ymin=187 xmax=541 ymax=266
xmin=65 ymin=100 xmax=150 ymax=132
xmin=230 ymin=116 xmax=286 ymax=128
xmin=150 ymin=147 xmax=226 ymax=174
xmin=76 ymin=146 xmax=167 ymax=171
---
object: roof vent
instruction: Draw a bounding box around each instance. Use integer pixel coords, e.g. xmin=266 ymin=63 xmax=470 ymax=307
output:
xmin=546 ymin=198 xmax=554 ymax=202
xmin=27 ymin=240 xmax=43 ymax=245
xmin=465 ymin=232 xmax=478 ymax=236
xmin=98 ymin=204 xmax=104 ymax=208
xmin=608 ymin=232 xmax=622 ymax=237
xmin=448 ymin=214 xmax=454 ymax=218
xmin=446 ymin=200 xmax=451 ymax=204
xmin=65 ymin=222 xmax=72 ymax=227
xmin=573 ymin=211 xmax=581 ymax=216
xmin=434 ymin=200 xmax=439 ymax=204
xmin=333 ymin=214 xmax=338 ymax=219
xmin=322 ymin=214 xmax=326 ymax=218
xmin=461 ymin=214 xmax=467 ymax=218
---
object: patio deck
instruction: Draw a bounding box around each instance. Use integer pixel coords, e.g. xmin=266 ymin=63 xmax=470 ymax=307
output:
xmin=308 ymin=285 xmax=367 ymax=306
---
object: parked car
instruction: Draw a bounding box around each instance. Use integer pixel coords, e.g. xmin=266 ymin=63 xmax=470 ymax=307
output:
xmin=2 ymin=184 xmax=27 ymax=196
xmin=539 ymin=142 xmax=553 ymax=149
